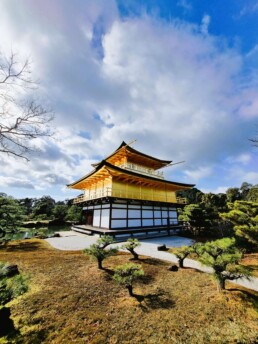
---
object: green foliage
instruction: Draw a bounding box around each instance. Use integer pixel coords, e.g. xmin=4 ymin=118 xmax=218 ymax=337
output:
xmin=240 ymin=182 xmax=252 ymax=201
xmin=0 ymin=278 xmax=11 ymax=305
xmin=226 ymin=188 xmax=241 ymax=203
xmin=201 ymin=193 xmax=227 ymax=212
xmin=122 ymin=238 xmax=141 ymax=259
xmin=7 ymin=274 xmax=29 ymax=298
xmin=246 ymin=186 xmax=258 ymax=202
xmin=196 ymin=238 xmax=251 ymax=291
xmin=178 ymin=184 xmax=258 ymax=239
xmin=52 ymin=204 xmax=69 ymax=220
xmin=65 ymin=205 xmax=82 ymax=222
xmin=178 ymin=204 xmax=209 ymax=236
xmin=113 ymin=263 xmax=144 ymax=296
xmin=0 ymin=263 xmax=28 ymax=306
xmin=0 ymin=195 xmax=26 ymax=236
xmin=31 ymin=196 xmax=55 ymax=219
xmin=18 ymin=197 xmax=36 ymax=216
xmin=220 ymin=201 xmax=258 ymax=248
xmin=97 ymin=235 xmax=116 ymax=248
xmin=83 ymin=236 xmax=118 ymax=269
xmin=176 ymin=188 xmax=204 ymax=204
xmin=173 ymin=246 xmax=193 ymax=268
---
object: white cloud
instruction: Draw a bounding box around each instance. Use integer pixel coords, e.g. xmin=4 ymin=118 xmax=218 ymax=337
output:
xmin=201 ymin=14 xmax=211 ymax=35
xmin=240 ymin=2 xmax=258 ymax=16
xmin=0 ymin=176 xmax=35 ymax=189
xmin=0 ymin=1 xmax=257 ymax=199
xmin=177 ymin=0 xmax=192 ymax=11
xmin=226 ymin=153 xmax=252 ymax=165
xmin=184 ymin=166 xmax=213 ymax=181
xmin=201 ymin=186 xmax=229 ymax=194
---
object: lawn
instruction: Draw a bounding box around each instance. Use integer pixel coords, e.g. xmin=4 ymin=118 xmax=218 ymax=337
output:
xmin=0 ymin=239 xmax=257 ymax=344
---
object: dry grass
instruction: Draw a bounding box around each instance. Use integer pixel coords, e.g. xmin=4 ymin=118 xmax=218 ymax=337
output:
xmin=242 ymin=253 xmax=258 ymax=277
xmin=0 ymin=239 xmax=257 ymax=344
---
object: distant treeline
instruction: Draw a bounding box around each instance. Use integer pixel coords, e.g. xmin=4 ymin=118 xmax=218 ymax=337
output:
xmin=1 ymin=182 xmax=258 ymax=251
xmin=177 ymin=182 xmax=258 ymax=251
xmin=0 ymin=194 xmax=82 ymax=233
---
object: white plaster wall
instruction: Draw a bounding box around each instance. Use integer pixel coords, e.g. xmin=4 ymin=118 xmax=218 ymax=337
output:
xmin=93 ymin=209 xmax=101 ymax=227
xmin=111 ymin=220 xmax=127 ymax=228
xmin=101 ymin=209 xmax=110 ymax=228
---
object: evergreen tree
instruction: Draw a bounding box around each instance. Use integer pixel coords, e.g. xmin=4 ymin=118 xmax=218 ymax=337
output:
xmin=246 ymin=185 xmax=258 ymax=202
xmin=122 ymin=238 xmax=141 ymax=260
xmin=178 ymin=204 xmax=209 ymax=236
xmin=65 ymin=205 xmax=82 ymax=223
xmin=220 ymin=201 xmax=258 ymax=249
xmin=52 ymin=204 xmax=69 ymax=220
xmin=31 ymin=196 xmax=55 ymax=219
xmin=173 ymin=246 xmax=193 ymax=268
xmin=196 ymin=238 xmax=251 ymax=291
xmin=83 ymin=236 xmax=118 ymax=269
xmin=226 ymin=188 xmax=241 ymax=203
xmin=113 ymin=263 xmax=144 ymax=296
xmin=0 ymin=195 xmax=25 ymax=241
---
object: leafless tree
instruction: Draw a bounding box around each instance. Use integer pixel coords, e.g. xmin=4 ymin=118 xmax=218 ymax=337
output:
xmin=0 ymin=51 xmax=53 ymax=161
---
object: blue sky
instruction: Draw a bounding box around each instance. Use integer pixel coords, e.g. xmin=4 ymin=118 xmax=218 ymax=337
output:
xmin=0 ymin=0 xmax=258 ymax=200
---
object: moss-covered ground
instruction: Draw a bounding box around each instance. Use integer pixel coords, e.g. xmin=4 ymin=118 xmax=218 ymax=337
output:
xmin=0 ymin=239 xmax=257 ymax=344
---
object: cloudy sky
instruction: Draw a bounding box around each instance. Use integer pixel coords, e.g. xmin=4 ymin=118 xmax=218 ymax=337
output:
xmin=0 ymin=0 xmax=258 ymax=200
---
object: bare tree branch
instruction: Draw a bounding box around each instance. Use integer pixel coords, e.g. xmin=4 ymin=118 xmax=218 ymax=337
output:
xmin=250 ymin=138 xmax=258 ymax=147
xmin=0 ymin=51 xmax=54 ymax=160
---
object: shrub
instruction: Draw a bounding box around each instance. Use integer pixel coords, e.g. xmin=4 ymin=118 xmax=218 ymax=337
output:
xmin=0 ymin=262 xmax=28 ymax=305
xmin=122 ymin=238 xmax=141 ymax=260
xmin=113 ymin=263 xmax=144 ymax=296
xmin=83 ymin=236 xmax=118 ymax=269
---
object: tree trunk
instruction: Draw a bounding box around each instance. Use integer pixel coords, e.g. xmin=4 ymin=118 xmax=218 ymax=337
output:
xmin=126 ymin=285 xmax=134 ymax=296
xmin=97 ymin=258 xmax=103 ymax=269
xmin=129 ymin=249 xmax=139 ymax=260
xmin=179 ymin=258 xmax=184 ymax=268
xmin=217 ymin=276 xmax=225 ymax=291
xmin=133 ymin=251 xmax=139 ymax=260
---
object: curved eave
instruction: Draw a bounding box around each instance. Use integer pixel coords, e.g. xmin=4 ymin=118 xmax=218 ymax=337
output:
xmin=107 ymin=162 xmax=195 ymax=188
xmin=91 ymin=141 xmax=172 ymax=168
xmin=67 ymin=160 xmax=195 ymax=189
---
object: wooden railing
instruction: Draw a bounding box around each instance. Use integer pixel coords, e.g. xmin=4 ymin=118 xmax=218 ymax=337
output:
xmin=118 ymin=163 xmax=164 ymax=179
xmin=73 ymin=188 xmax=187 ymax=205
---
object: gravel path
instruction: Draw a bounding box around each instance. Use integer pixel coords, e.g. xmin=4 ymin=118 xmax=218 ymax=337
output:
xmin=46 ymin=232 xmax=258 ymax=292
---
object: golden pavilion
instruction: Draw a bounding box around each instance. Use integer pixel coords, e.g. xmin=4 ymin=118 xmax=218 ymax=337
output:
xmin=67 ymin=141 xmax=194 ymax=231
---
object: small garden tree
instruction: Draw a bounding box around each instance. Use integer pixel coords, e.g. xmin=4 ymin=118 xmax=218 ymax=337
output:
xmin=173 ymin=246 xmax=193 ymax=268
xmin=197 ymin=238 xmax=251 ymax=291
xmin=122 ymin=238 xmax=141 ymax=260
xmin=83 ymin=235 xmax=118 ymax=269
xmin=113 ymin=263 xmax=144 ymax=296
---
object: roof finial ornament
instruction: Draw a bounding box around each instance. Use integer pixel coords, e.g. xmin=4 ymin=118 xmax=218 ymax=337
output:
xmin=126 ymin=139 xmax=137 ymax=147
xmin=160 ymin=160 xmax=186 ymax=169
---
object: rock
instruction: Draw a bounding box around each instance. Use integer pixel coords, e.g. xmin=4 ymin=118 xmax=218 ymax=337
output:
xmin=47 ymin=233 xmax=60 ymax=238
xmin=3 ymin=264 xmax=19 ymax=277
xmin=157 ymin=244 xmax=167 ymax=251
xmin=168 ymin=265 xmax=178 ymax=272
xmin=53 ymin=232 xmax=60 ymax=237
xmin=34 ymin=235 xmax=47 ymax=239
